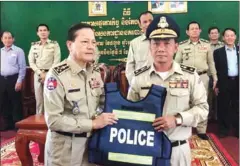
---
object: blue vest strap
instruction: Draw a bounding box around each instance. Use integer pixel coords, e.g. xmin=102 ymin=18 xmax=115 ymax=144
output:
xmin=105 ymin=82 xmax=118 ymax=93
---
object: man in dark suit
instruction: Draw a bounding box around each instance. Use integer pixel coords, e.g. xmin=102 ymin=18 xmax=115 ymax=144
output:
xmin=214 ymin=28 xmax=239 ymax=138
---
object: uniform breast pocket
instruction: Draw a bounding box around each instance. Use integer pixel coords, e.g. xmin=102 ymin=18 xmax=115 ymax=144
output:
xmin=32 ymin=51 xmax=39 ymax=58
xmin=45 ymin=48 xmax=54 ymax=55
xmin=66 ymin=90 xmax=83 ymax=104
xmin=90 ymin=88 xmax=103 ymax=110
xmin=90 ymin=88 xmax=102 ymax=97
xmin=198 ymin=50 xmax=207 ymax=59
xmin=8 ymin=55 xmax=17 ymax=65
xmin=169 ymin=89 xmax=190 ymax=109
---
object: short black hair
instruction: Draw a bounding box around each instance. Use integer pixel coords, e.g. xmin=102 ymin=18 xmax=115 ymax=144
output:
xmin=1 ymin=31 xmax=14 ymax=38
xmin=187 ymin=21 xmax=201 ymax=30
xmin=67 ymin=23 xmax=93 ymax=41
xmin=222 ymin=28 xmax=236 ymax=36
xmin=138 ymin=11 xmax=153 ymax=22
xmin=208 ymin=26 xmax=220 ymax=34
xmin=36 ymin=24 xmax=50 ymax=32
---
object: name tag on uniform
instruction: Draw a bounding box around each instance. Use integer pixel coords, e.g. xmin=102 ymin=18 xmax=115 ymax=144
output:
xmin=184 ymin=47 xmax=191 ymax=51
xmin=141 ymin=87 xmax=151 ymax=90
xmin=68 ymin=88 xmax=80 ymax=93
xmin=11 ymin=53 xmax=17 ymax=57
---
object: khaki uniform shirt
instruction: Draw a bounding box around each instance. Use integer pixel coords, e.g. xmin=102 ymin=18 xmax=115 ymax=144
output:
xmin=207 ymin=41 xmax=224 ymax=76
xmin=126 ymin=34 xmax=152 ymax=85
xmin=210 ymin=41 xmax=224 ymax=51
xmin=127 ymin=62 xmax=209 ymax=141
xmin=175 ymin=39 xmax=217 ymax=81
xmin=44 ymin=57 xmax=104 ymax=165
xmin=28 ymin=39 xmax=61 ymax=75
xmin=44 ymin=56 xmax=104 ymax=133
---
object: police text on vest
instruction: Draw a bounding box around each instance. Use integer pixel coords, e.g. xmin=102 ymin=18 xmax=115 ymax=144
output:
xmin=109 ymin=128 xmax=154 ymax=146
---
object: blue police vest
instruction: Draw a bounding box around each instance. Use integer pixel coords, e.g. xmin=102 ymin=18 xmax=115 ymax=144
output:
xmin=88 ymin=82 xmax=172 ymax=166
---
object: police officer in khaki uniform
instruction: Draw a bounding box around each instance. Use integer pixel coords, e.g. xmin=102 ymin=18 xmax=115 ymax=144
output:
xmin=175 ymin=21 xmax=216 ymax=140
xmin=208 ymin=26 xmax=224 ymax=51
xmin=28 ymin=24 xmax=61 ymax=114
xmin=126 ymin=11 xmax=153 ymax=85
xmin=44 ymin=23 xmax=117 ymax=166
xmin=208 ymin=26 xmax=224 ymax=121
xmin=127 ymin=15 xmax=208 ymax=166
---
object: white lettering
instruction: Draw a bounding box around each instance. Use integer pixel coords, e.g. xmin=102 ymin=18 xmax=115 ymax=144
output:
xmin=126 ymin=129 xmax=133 ymax=144
xmin=118 ymin=128 xmax=126 ymax=144
xmin=109 ymin=128 xmax=155 ymax=147
xmin=109 ymin=128 xmax=118 ymax=142
xmin=147 ymin=131 xmax=154 ymax=146
xmin=134 ymin=130 xmax=138 ymax=145
xmin=138 ymin=130 xmax=146 ymax=146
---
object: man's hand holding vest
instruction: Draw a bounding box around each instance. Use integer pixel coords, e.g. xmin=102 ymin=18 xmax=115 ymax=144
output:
xmin=152 ymin=115 xmax=177 ymax=132
xmin=39 ymin=72 xmax=46 ymax=84
xmin=92 ymin=113 xmax=118 ymax=129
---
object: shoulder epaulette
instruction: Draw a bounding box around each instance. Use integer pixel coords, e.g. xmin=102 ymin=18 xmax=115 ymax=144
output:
xmin=50 ymin=40 xmax=57 ymax=44
xmin=134 ymin=65 xmax=150 ymax=76
xmin=179 ymin=40 xmax=188 ymax=45
xmin=218 ymin=41 xmax=224 ymax=45
xmin=180 ymin=64 xmax=196 ymax=74
xmin=200 ymin=38 xmax=209 ymax=43
xmin=53 ymin=63 xmax=69 ymax=75
xmin=93 ymin=65 xmax=100 ymax=72
xmin=31 ymin=42 xmax=36 ymax=45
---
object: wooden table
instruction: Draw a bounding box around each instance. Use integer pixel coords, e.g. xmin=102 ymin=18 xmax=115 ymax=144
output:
xmin=15 ymin=115 xmax=47 ymax=166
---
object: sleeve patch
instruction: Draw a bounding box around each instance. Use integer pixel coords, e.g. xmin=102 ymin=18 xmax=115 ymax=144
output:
xmin=46 ymin=77 xmax=58 ymax=90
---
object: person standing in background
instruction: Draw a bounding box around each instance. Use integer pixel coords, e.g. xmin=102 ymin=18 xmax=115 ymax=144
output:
xmin=0 ymin=31 xmax=26 ymax=130
xmin=207 ymin=26 xmax=224 ymax=121
xmin=214 ymin=28 xmax=239 ymax=138
xmin=126 ymin=11 xmax=153 ymax=85
xmin=208 ymin=27 xmax=224 ymax=51
xmin=175 ymin=21 xmax=217 ymax=140
xmin=28 ymin=24 xmax=61 ymax=114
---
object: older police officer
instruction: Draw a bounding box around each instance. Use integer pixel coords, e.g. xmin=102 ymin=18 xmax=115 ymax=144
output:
xmin=127 ymin=15 xmax=208 ymax=166
xmin=44 ymin=23 xmax=117 ymax=166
